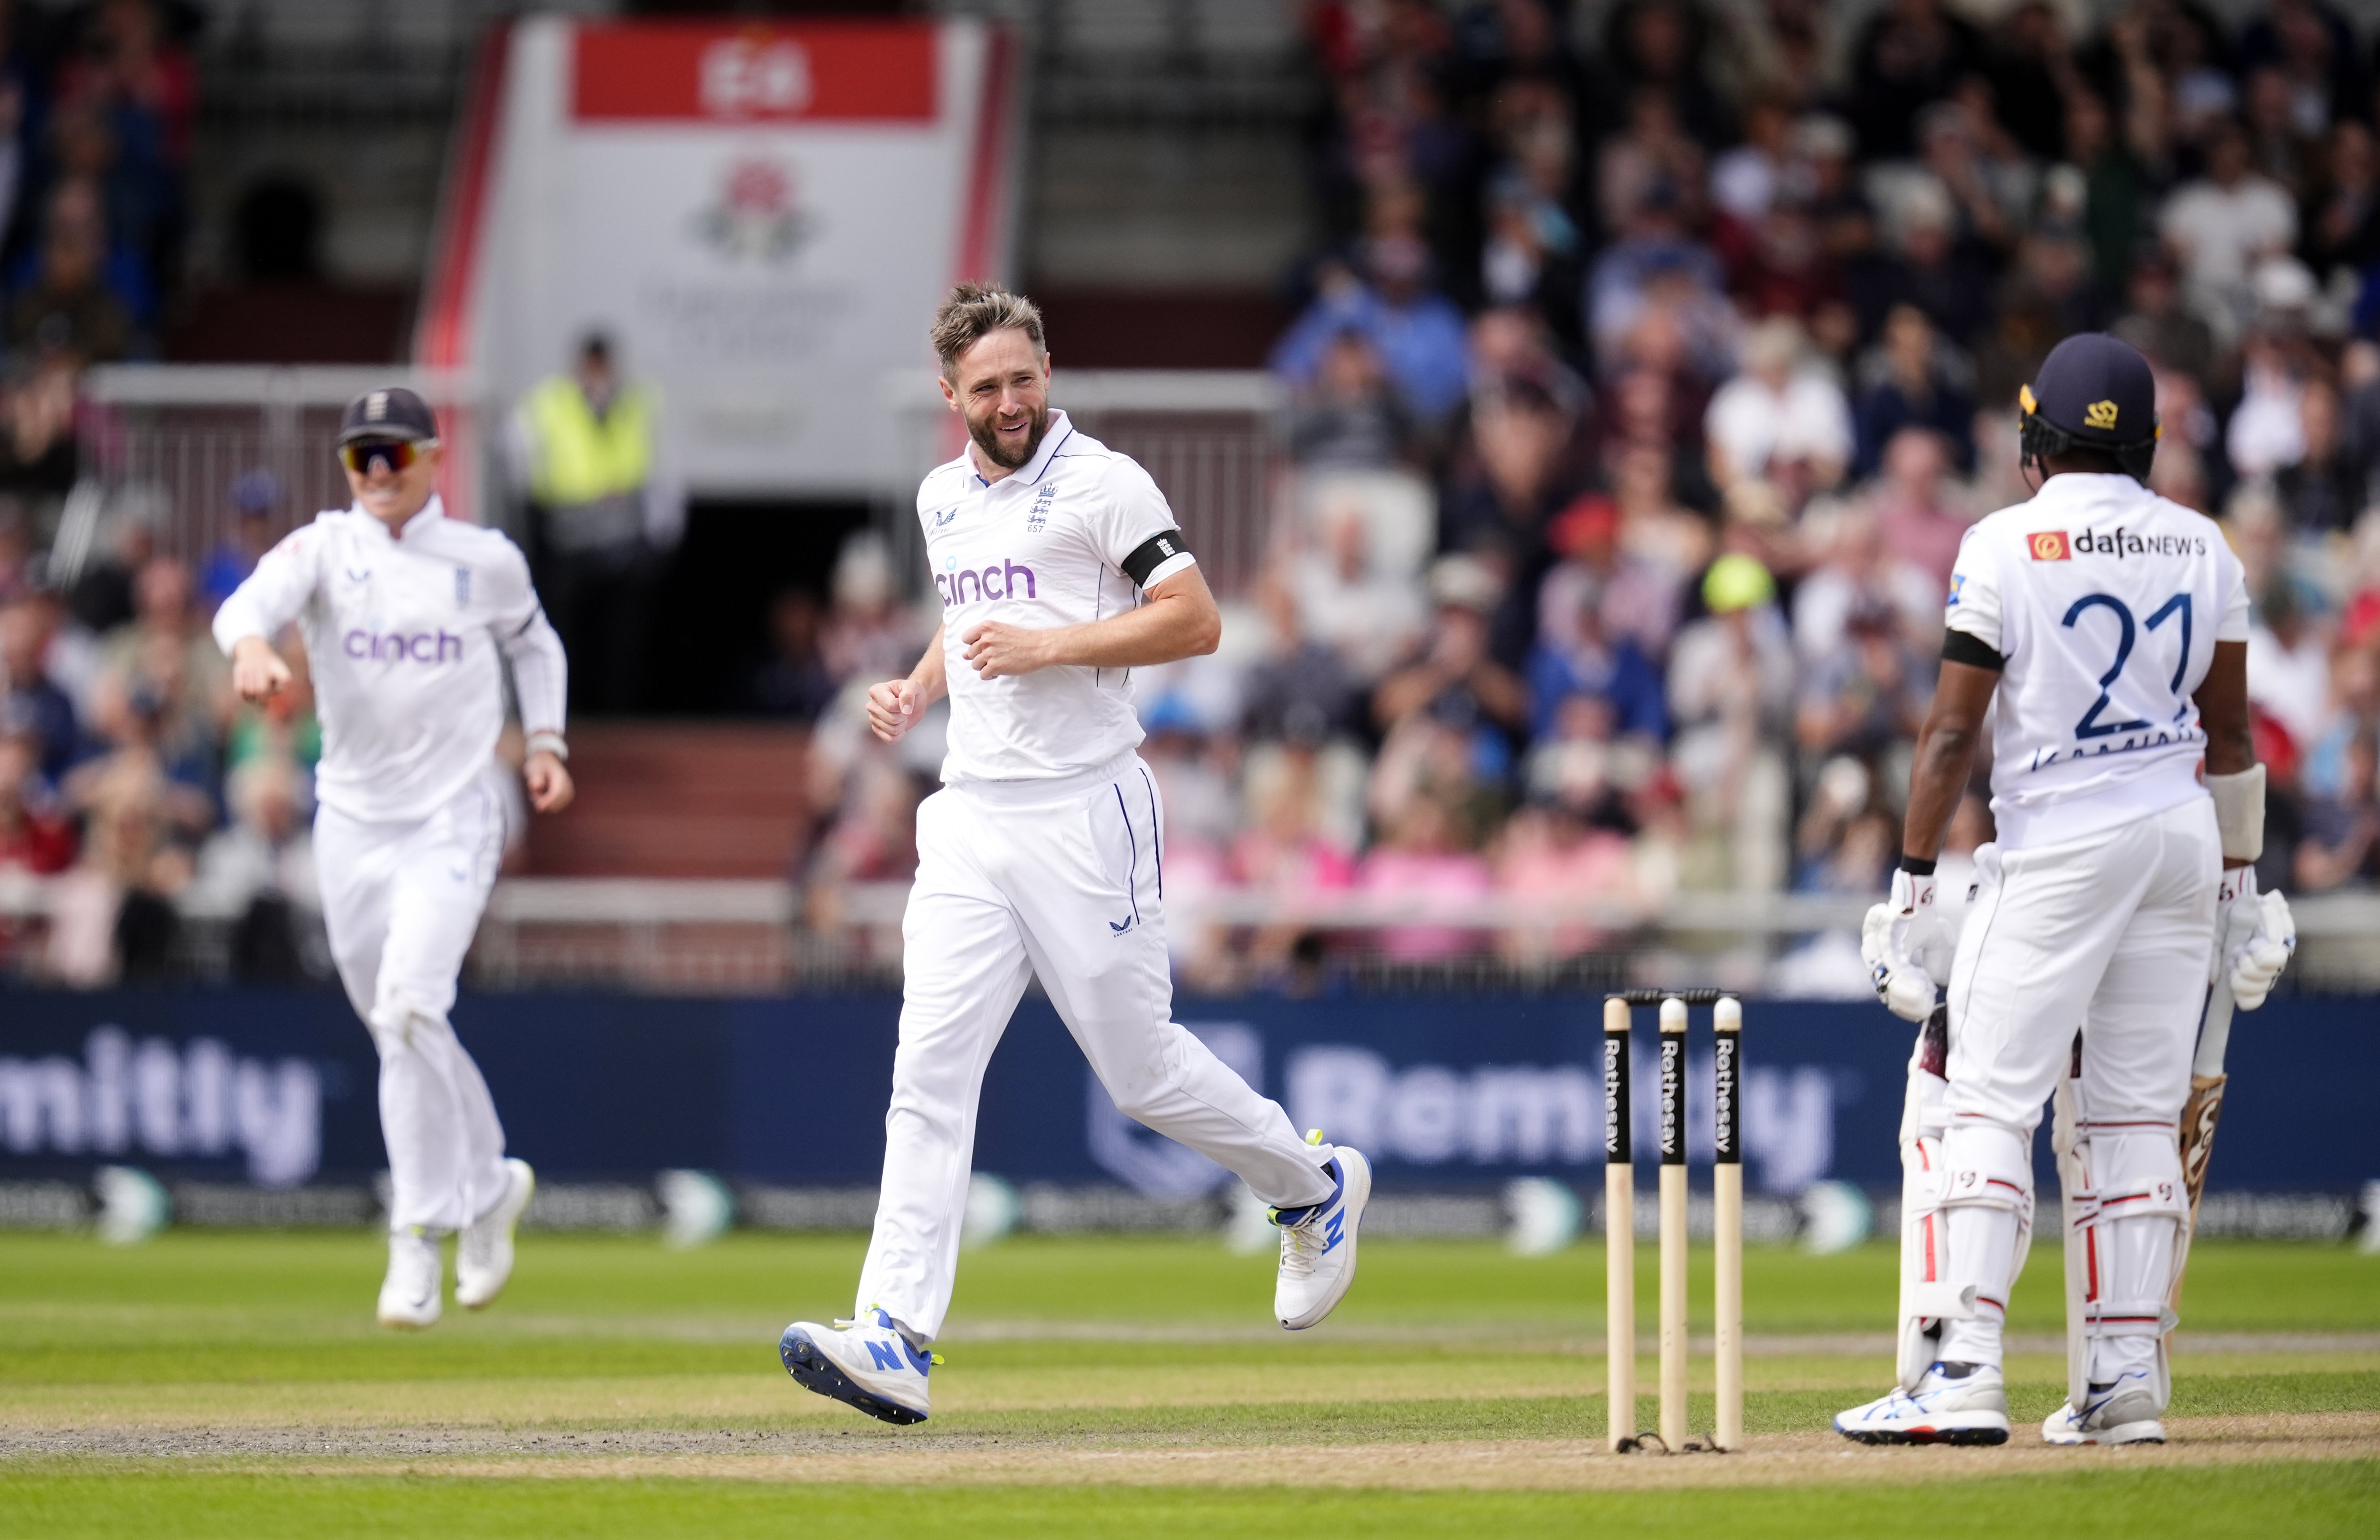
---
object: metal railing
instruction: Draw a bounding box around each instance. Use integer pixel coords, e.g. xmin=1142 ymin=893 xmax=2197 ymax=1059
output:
xmin=4 ymin=874 xmax=2372 ymax=995
xmin=64 ymin=366 xmax=496 ymax=585
xmin=71 ymin=366 xmax=1279 ymax=602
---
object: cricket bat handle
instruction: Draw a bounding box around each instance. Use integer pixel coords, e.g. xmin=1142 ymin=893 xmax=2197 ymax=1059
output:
xmin=2169 ymin=975 xmax=2235 ymax=1331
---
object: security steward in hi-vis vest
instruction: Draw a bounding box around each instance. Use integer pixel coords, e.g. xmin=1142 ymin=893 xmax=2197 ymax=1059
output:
xmin=513 ymin=333 xmax=662 ymax=714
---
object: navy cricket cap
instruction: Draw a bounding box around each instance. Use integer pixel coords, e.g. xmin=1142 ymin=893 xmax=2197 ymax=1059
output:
xmin=338 ymin=385 xmax=439 ymax=445
xmin=2019 ymin=333 xmax=2157 ymax=447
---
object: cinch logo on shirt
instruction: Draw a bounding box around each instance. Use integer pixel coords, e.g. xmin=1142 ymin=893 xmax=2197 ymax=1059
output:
xmin=346 ymin=628 xmax=464 ymax=663
xmin=2029 ymin=531 xmax=2071 ymax=561
xmin=935 ymin=558 xmax=1037 ymax=606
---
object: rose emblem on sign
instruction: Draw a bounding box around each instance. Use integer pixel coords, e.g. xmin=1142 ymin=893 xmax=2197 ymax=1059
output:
xmin=694 ymin=156 xmax=818 ymax=264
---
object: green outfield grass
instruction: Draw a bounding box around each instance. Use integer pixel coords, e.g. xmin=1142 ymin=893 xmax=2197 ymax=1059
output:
xmin=5 ymin=1465 xmax=2378 ymax=1540
xmin=1 ymin=1231 xmax=2374 ymax=1536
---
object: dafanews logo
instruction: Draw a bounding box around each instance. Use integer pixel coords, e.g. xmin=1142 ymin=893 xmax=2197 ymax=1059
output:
xmin=2029 ymin=531 xmax=2071 ymax=561
xmin=2069 ymin=527 xmax=2209 ymax=559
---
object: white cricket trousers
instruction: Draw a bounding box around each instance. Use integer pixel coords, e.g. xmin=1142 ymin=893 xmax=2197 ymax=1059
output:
xmin=855 ymin=753 xmax=1337 ymax=1345
xmin=1934 ymin=795 xmax=2220 ymax=1372
xmin=316 ymin=766 xmax=513 ymax=1236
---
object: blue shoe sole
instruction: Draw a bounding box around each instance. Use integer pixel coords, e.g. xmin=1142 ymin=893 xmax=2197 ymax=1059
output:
xmin=779 ymin=1325 xmax=928 ymax=1426
xmin=1834 ymin=1422 xmax=2008 ymax=1446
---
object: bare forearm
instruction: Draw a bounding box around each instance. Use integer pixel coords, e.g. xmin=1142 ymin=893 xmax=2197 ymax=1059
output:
xmin=1039 ymin=593 xmax=1219 ymax=669
xmin=1903 ymin=658 xmax=1999 ymax=863
xmin=958 ymin=569 xmax=1220 ymax=681
xmin=1047 ymin=590 xmax=1218 ymax=666
xmin=908 ymin=624 xmax=948 ymax=703
xmin=1901 ymin=721 xmax=1977 ymax=863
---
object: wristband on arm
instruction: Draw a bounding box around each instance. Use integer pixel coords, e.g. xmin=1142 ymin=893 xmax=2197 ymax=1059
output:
xmin=2207 ymin=763 xmax=2264 ymax=864
xmin=525 ymin=730 xmax=568 ymax=762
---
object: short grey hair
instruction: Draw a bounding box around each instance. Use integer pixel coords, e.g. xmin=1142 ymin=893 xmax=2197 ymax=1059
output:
xmin=930 ymin=283 xmax=1046 ymax=377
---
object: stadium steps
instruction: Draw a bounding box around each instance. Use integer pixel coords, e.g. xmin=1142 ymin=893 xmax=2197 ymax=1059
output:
xmin=518 ymin=724 xmax=809 ymax=878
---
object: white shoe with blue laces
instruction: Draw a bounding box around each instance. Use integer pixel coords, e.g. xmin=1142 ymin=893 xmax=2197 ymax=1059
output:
xmin=1834 ymin=1360 xmax=2011 ymax=1445
xmin=779 ymin=1306 xmax=938 ymax=1425
xmin=2042 ymin=1371 xmax=2166 ymax=1445
xmin=1273 ymin=1142 xmax=1372 ymax=1331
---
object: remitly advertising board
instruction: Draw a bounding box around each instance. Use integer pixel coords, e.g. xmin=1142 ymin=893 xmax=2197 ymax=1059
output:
xmin=6 ymin=993 xmax=2372 ymax=1200
xmin=422 ymin=16 xmax=1017 ymax=496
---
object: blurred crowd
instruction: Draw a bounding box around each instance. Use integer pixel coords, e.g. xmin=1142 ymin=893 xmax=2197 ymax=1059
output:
xmin=13 ymin=1 xmax=2380 ymax=994
xmin=767 ymin=0 xmax=2380 ymax=990
xmin=0 ymin=0 xmax=285 ymax=986
xmin=0 ymin=0 xmax=195 ymax=511
xmin=0 ymin=505 xmax=355 ymax=985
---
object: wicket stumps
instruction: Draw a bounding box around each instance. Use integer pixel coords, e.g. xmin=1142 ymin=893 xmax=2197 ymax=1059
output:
xmin=1603 ymin=989 xmax=1743 ymax=1453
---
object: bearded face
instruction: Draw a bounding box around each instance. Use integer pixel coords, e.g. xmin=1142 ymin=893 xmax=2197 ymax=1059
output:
xmin=945 ymin=326 xmax=1052 ymax=474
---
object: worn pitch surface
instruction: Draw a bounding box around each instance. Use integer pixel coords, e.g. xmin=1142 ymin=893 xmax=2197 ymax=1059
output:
xmin=2 ymin=1232 xmax=2373 ymax=1533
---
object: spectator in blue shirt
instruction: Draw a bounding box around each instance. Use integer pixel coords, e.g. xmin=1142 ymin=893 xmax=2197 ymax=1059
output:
xmin=1273 ymin=241 xmax=1472 ymax=426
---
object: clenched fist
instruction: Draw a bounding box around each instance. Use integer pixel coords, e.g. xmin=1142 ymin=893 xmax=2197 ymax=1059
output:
xmin=230 ymin=635 xmax=292 ymax=703
xmin=868 ymin=678 xmax=926 ymax=742
xmin=524 ymin=751 xmax=574 ymax=813
xmin=960 ymin=621 xmax=1053 ymax=680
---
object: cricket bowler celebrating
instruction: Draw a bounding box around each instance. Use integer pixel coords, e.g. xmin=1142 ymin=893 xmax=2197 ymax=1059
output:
xmin=215 ymin=386 xmax=573 ymax=1329
xmin=778 ymin=286 xmax=1369 ymax=1425
xmin=1841 ymin=334 xmax=2295 ymax=1447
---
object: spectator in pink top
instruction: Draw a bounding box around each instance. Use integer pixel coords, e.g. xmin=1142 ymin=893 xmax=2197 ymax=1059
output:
xmin=1495 ymin=795 xmax=1639 ymax=961
xmin=1357 ymin=796 xmax=1492 ymax=961
xmin=1868 ymin=426 xmax=1969 ymax=593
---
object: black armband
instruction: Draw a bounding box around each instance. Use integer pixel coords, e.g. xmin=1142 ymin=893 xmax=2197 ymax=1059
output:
xmin=1899 ymin=854 xmax=1937 ymax=876
xmin=1941 ymin=628 xmax=2006 ymax=672
xmin=1120 ymin=530 xmax=1191 ymax=587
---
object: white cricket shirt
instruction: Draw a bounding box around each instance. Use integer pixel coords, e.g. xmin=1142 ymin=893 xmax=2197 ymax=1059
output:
xmin=213 ymin=496 xmax=568 ymax=823
xmin=919 ymin=411 xmax=1195 ymax=783
xmin=1944 ymin=473 xmax=2249 ymax=849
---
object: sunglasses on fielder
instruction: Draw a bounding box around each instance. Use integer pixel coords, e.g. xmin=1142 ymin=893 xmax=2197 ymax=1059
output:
xmin=338 ymin=438 xmax=435 ymax=476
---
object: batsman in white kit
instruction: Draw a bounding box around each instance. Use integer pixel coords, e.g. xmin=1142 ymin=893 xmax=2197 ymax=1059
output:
xmin=778 ymin=286 xmax=1370 ymax=1425
xmin=214 ymin=386 xmax=574 ymax=1330
xmin=1843 ymin=335 xmax=2296 ymax=1447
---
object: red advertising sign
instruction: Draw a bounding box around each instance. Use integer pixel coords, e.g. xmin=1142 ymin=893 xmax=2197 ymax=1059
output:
xmin=573 ymin=22 xmax=936 ymax=123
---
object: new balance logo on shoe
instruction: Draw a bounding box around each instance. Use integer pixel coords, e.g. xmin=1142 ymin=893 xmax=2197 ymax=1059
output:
xmin=1322 ymin=1210 xmax=1344 ymax=1253
xmin=866 ymin=1340 xmax=904 ymax=1372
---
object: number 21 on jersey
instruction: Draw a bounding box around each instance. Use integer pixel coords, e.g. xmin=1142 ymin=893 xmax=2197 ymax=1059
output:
xmin=2062 ymin=590 xmax=2193 ymax=741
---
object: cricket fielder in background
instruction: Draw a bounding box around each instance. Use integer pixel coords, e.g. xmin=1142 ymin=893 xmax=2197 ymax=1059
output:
xmin=216 ymin=386 xmax=574 ymax=1329
xmin=1845 ymin=334 xmax=2296 ymax=1447
xmin=778 ymin=286 xmax=1370 ymax=1426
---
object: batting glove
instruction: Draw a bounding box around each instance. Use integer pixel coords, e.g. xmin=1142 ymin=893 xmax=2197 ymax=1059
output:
xmin=1860 ymin=867 xmax=1955 ymax=1023
xmin=2215 ymin=868 xmax=2295 ymax=1010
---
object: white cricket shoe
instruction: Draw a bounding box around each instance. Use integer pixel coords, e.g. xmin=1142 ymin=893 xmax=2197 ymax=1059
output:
xmin=779 ymin=1306 xmax=936 ymax=1425
xmin=455 ymin=1158 xmax=535 ymax=1311
xmin=377 ymin=1226 xmax=442 ymax=1330
xmin=2042 ymin=1372 xmax=2166 ymax=1445
xmin=1834 ymin=1361 xmax=2010 ymax=1445
xmin=1274 ymin=1145 xmax=1372 ymax=1331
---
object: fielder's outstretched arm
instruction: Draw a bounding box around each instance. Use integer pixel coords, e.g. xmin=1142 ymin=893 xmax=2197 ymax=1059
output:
xmin=959 ymin=564 xmax=1222 ymax=680
xmin=1900 ymin=658 xmax=2001 ymax=864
